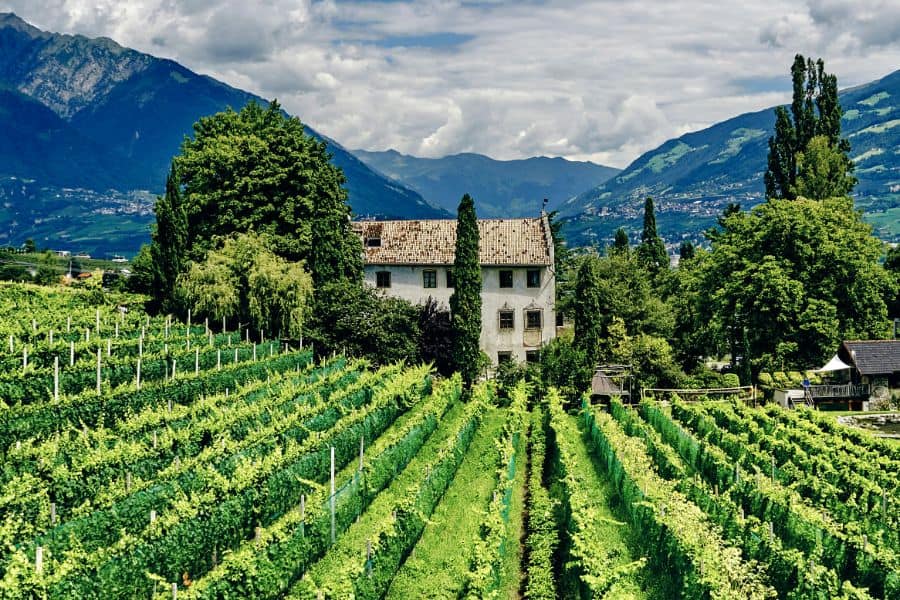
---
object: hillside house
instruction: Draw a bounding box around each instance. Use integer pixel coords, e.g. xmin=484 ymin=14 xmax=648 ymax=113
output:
xmin=352 ymin=215 xmax=556 ymax=366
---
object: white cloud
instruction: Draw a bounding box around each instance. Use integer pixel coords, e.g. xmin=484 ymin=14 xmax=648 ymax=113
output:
xmin=2 ymin=0 xmax=899 ymax=168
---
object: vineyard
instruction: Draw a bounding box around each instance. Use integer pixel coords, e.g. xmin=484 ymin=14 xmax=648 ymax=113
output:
xmin=0 ymin=282 xmax=898 ymax=599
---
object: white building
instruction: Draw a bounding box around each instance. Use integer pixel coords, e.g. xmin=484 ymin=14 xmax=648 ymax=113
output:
xmin=353 ymin=215 xmax=557 ymax=366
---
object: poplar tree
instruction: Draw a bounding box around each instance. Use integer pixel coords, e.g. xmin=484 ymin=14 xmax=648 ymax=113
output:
xmin=637 ymin=197 xmax=667 ymax=273
xmin=150 ymin=164 xmax=187 ymax=313
xmin=449 ymin=193 xmax=482 ymax=389
xmin=765 ymin=55 xmax=855 ymax=200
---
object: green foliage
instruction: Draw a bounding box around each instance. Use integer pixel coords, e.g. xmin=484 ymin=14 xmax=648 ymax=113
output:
xmin=539 ymin=335 xmax=589 ymax=402
xmin=792 ymin=135 xmax=858 ymax=200
xmin=765 ymin=55 xmax=855 ymax=200
xmin=178 ymin=232 xmax=313 ymax=338
xmin=886 ymin=245 xmax=900 ymax=318
xmin=612 ymin=227 xmax=630 ymax=255
xmin=697 ymin=197 xmax=893 ymax=374
xmin=418 ymin=297 xmax=454 ymax=376
xmin=523 ymin=408 xmax=557 ymax=600
xmin=306 ymin=280 xmax=421 ymax=364
xmin=572 ymin=254 xmax=602 ymax=378
xmin=637 ymin=197 xmax=668 ymax=273
xmin=679 ymin=240 xmax=695 ymax=261
xmin=149 ymin=165 xmax=188 ymax=313
xmin=450 ymin=194 xmax=483 ymax=388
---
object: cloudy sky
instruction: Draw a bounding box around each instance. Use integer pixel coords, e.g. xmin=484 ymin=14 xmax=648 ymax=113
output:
xmin=3 ymin=0 xmax=899 ymax=167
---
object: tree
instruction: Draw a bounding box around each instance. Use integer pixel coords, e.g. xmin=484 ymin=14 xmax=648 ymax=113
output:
xmin=305 ymin=280 xmax=420 ymax=364
xmin=765 ymin=55 xmax=855 ymax=200
xmin=178 ymin=232 xmax=313 ymax=338
xmin=149 ymin=165 xmax=188 ymax=313
xmin=637 ymin=197 xmax=667 ymax=273
xmin=572 ymin=255 xmax=603 ymax=377
xmin=695 ymin=197 xmax=893 ymax=375
xmin=612 ymin=227 xmax=630 ymax=255
xmin=419 ymin=298 xmax=454 ymax=376
xmin=175 ymin=100 xmax=359 ymax=283
xmin=678 ymin=241 xmax=695 ymax=262
xmin=885 ymin=245 xmax=900 ymax=318
xmin=22 ymin=239 xmax=35 ymax=254
xmin=449 ymin=193 xmax=482 ymax=389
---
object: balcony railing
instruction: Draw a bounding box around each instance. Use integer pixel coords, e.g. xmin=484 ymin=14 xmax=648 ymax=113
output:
xmin=807 ymin=384 xmax=870 ymax=399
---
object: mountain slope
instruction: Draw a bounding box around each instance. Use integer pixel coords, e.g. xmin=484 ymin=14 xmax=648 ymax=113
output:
xmin=563 ymin=69 xmax=900 ymax=246
xmin=353 ymin=149 xmax=619 ymax=217
xmin=0 ymin=12 xmax=445 ymax=255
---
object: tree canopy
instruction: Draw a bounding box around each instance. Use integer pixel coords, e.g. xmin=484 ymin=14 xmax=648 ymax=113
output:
xmin=177 ymin=232 xmax=313 ymax=338
xmin=637 ymin=197 xmax=667 ymax=273
xmin=695 ymin=197 xmax=893 ymax=373
xmin=174 ymin=100 xmax=360 ymax=282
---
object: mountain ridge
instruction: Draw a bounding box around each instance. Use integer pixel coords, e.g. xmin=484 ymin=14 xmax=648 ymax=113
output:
xmin=562 ymin=68 xmax=900 ymax=246
xmin=352 ymin=148 xmax=619 ymax=218
xmin=0 ymin=12 xmax=447 ymax=255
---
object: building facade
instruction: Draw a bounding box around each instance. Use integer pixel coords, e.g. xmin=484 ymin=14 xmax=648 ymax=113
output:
xmin=352 ymin=216 xmax=556 ymax=365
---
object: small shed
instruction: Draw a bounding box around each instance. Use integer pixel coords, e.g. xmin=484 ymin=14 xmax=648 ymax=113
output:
xmin=838 ymin=340 xmax=900 ymax=403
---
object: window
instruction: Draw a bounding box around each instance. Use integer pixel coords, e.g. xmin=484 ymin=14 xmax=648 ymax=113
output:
xmin=446 ymin=269 xmax=455 ymax=288
xmin=527 ymin=269 xmax=541 ymax=288
xmin=376 ymin=271 xmax=391 ymax=288
xmin=499 ymin=270 xmax=513 ymax=288
xmin=525 ymin=309 xmax=542 ymax=330
xmin=497 ymin=351 xmax=513 ymax=364
xmin=526 ymin=350 xmax=540 ymax=364
xmin=423 ymin=270 xmax=437 ymax=288
xmin=365 ymin=237 xmax=381 ymax=247
xmin=499 ymin=310 xmax=514 ymax=330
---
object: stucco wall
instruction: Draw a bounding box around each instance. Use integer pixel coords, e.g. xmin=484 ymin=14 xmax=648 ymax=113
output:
xmin=363 ymin=264 xmax=556 ymax=365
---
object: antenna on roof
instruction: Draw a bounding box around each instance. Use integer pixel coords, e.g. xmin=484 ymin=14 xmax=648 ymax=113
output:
xmin=541 ymin=198 xmax=548 ymax=215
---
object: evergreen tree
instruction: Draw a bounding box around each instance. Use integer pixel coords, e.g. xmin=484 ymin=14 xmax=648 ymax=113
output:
xmin=449 ymin=194 xmax=483 ymax=389
xmin=637 ymin=197 xmax=667 ymax=273
xmin=612 ymin=227 xmax=630 ymax=255
xmin=150 ymin=165 xmax=187 ymax=313
xmin=765 ymin=55 xmax=855 ymax=200
xmin=679 ymin=241 xmax=695 ymax=262
xmin=572 ymin=256 xmax=603 ymax=376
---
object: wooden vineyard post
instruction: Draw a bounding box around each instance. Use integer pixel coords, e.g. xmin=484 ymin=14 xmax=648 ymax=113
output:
xmin=253 ymin=343 xmax=257 ymax=361
xmin=172 ymin=582 xmax=177 ymax=599
xmin=96 ymin=348 xmax=102 ymax=395
xmin=139 ymin=333 xmax=143 ymax=357
xmin=115 ymin=322 xmax=119 ymax=339
xmin=107 ymin=338 xmax=111 ymax=357
xmin=234 ymin=348 xmax=238 ymax=364
xmin=187 ymin=309 xmax=191 ymax=331
xmin=50 ymin=503 xmax=57 ymax=526
xmin=217 ymin=350 xmax=221 ymax=371
xmin=136 ymin=358 xmax=142 ymax=390
xmin=35 ymin=546 xmax=43 ymax=575
xmin=172 ymin=359 xmax=177 ymax=381
xmin=22 ymin=346 xmax=27 ymax=372
xmin=49 ymin=329 xmax=53 ymax=345
xmin=54 ymin=356 xmax=59 ymax=401
xmin=195 ymin=348 xmax=199 ymax=376
xmin=67 ymin=316 xmax=71 ymax=333
xmin=331 ymin=446 xmax=336 ymax=545
xmin=95 ymin=308 xmax=100 ymax=333
xmin=222 ymin=316 xmax=226 ymax=334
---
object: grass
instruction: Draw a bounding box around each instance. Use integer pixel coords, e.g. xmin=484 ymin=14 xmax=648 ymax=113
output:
xmin=385 ymin=407 xmax=506 ymax=599
xmin=550 ymin=412 xmax=654 ymax=599
xmin=297 ymin=401 xmax=470 ymax=593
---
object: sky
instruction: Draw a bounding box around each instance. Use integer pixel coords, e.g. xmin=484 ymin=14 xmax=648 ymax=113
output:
xmin=2 ymin=0 xmax=899 ymax=168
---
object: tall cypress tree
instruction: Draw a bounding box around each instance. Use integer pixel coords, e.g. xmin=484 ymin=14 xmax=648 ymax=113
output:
xmin=150 ymin=164 xmax=187 ymax=313
xmin=765 ymin=55 xmax=854 ymax=200
xmin=637 ymin=197 xmax=667 ymax=273
xmin=449 ymin=193 xmax=482 ymax=389
xmin=573 ymin=256 xmax=603 ymax=376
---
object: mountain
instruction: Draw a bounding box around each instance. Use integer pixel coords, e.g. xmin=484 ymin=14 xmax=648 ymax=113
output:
xmin=353 ymin=149 xmax=619 ymax=218
xmin=563 ymin=69 xmax=900 ymax=247
xmin=0 ymin=13 xmax=445 ymax=256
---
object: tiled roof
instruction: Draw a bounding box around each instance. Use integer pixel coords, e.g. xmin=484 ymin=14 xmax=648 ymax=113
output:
xmin=842 ymin=340 xmax=900 ymax=375
xmin=352 ymin=218 xmax=552 ymax=266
